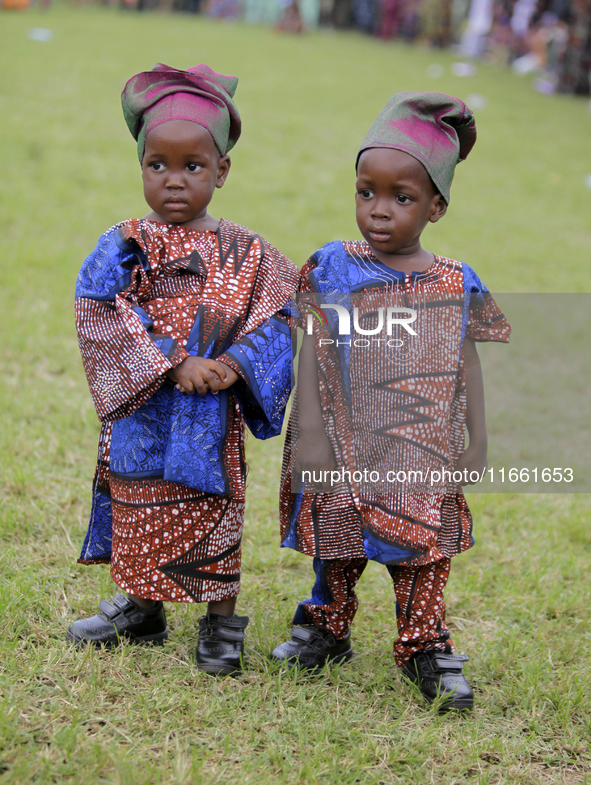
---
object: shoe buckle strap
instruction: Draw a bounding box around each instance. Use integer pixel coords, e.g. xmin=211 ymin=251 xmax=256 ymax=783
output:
xmin=213 ymin=628 xmax=247 ymax=643
xmin=112 ymin=593 xmax=134 ymax=612
xmin=291 ymin=626 xmax=336 ymax=647
xmin=99 ymin=595 xmax=138 ymax=626
xmin=221 ymin=616 xmax=249 ymax=629
xmin=199 ymin=617 xmax=248 ymax=642
xmin=433 ymin=657 xmax=465 ymax=671
xmin=291 ymin=626 xmax=317 ymax=644
xmin=98 ymin=600 xmax=119 ymax=620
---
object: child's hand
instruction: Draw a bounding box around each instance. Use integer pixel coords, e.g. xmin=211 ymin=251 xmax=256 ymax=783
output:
xmin=209 ymin=360 xmax=239 ymax=390
xmin=454 ymin=441 xmax=487 ymax=485
xmin=166 ymin=357 xmax=238 ymax=395
xmin=295 ymin=430 xmax=337 ymax=493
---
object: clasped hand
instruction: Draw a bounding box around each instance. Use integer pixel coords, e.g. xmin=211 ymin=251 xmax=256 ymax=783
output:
xmin=166 ymin=356 xmax=239 ymax=395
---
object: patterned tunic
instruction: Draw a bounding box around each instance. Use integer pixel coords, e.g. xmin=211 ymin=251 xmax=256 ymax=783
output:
xmin=280 ymin=240 xmax=510 ymax=568
xmin=75 ymin=218 xmax=299 ymax=603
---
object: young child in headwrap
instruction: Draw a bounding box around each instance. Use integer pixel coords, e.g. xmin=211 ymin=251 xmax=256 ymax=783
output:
xmin=68 ymin=64 xmax=299 ymax=675
xmin=272 ymin=92 xmax=510 ymax=710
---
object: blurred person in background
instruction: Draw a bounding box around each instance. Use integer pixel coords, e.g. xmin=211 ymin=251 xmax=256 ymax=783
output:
xmin=276 ymin=0 xmax=304 ymax=31
xmin=558 ymin=0 xmax=591 ymax=94
xmin=353 ymin=0 xmax=378 ymax=34
xmin=420 ymin=0 xmax=453 ymax=45
xmin=460 ymin=0 xmax=494 ymax=55
xmin=375 ymin=0 xmax=407 ymax=39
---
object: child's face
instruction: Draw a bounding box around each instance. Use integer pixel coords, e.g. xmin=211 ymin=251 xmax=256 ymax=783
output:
xmin=355 ymin=148 xmax=446 ymax=261
xmin=142 ymin=120 xmax=230 ymax=226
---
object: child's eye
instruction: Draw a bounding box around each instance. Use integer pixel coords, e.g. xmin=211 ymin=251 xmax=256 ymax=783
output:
xmin=396 ymin=194 xmax=411 ymax=204
xmin=149 ymin=162 xmax=165 ymax=172
xmin=359 ymin=189 xmax=373 ymax=199
xmin=187 ymin=163 xmax=202 ymax=172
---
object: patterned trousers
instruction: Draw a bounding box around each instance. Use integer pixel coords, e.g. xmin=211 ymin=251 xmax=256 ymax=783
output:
xmin=293 ymin=556 xmax=453 ymax=667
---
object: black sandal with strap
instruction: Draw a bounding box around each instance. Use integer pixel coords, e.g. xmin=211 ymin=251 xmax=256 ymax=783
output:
xmin=66 ymin=594 xmax=168 ymax=647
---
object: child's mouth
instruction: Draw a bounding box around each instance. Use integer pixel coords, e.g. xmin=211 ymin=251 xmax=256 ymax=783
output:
xmin=369 ymin=229 xmax=390 ymax=242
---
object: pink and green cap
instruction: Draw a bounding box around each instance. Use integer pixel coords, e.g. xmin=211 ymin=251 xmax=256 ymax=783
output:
xmin=121 ymin=63 xmax=241 ymax=161
xmin=357 ymin=92 xmax=477 ymax=203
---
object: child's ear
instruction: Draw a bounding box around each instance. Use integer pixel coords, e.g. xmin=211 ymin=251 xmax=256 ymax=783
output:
xmin=216 ymin=156 xmax=231 ymax=189
xmin=428 ymin=194 xmax=447 ymax=224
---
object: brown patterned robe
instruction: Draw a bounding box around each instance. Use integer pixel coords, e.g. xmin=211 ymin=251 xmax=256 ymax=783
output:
xmin=280 ymin=241 xmax=511 ymax=568
xmin=75 ymin=218 xmax=299 ymax=603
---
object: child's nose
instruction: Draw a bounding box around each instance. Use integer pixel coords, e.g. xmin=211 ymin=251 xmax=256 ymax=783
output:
xmin=165 ymin=170 xmax=185 ymax=188
xmin=371 ymin=199 xmax=391 ymax=219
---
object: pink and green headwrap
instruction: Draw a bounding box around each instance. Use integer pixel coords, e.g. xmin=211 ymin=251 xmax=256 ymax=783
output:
xmin=357 ymin=92 xmax=477 ymax=203
xmin=121 ymin=63 xmax=241 ymax=161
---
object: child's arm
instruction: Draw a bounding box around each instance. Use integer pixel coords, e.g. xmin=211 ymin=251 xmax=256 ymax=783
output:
xmin=294 ymin=334 xmax=336 ymax=492
xmin=167 ymin=357 xmax=239 ymax=395
xmin=454 ymin=337 xmax=487 ymax=484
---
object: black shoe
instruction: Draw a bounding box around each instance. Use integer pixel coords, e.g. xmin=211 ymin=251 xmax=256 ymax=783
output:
xmin=270 ymin=625 xmax=353 ymax=670
xmin=196 ymin=614 xmax=249 ymax=676
xmin=402 ymin=650 xmax=474 ymax=711
xmin=66 ymin=594 xmax=168 ymax=648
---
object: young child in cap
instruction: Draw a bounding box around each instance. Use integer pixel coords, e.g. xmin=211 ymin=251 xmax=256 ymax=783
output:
xmin=68 ymin=63 xmax=299 ymax=675
xmin=272 ymin=92 xmax=510 ymax=710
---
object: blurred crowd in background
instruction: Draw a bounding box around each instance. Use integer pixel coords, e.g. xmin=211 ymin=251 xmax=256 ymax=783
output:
xmin=2 ymin=0 xmax=591 ymax=95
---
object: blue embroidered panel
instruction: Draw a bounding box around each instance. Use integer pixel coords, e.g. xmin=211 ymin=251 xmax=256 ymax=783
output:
xmin=164 ymin=389 xmax=229 ymax=495
xmin=79 ymin=486 xmax=112 ymax=562
xmin=108 ymin=383 xmax=229 ymax=494
xmin=110 ymin=385 xmax=173 ymax=477
xmin=460 ymin=261 xmax=488 ymax=350
xmin=281 ymin=489 xmax=303 ymax=549
xmin=462 ymin=262 xmax=488 ymax=296
xmin=75 ymin=226 xmax=149 ymax=301
xmin=223 ymin=312 xmax=293 ymax=440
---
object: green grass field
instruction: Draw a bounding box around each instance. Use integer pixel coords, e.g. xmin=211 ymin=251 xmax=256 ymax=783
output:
xmin=1 ymin=5 xmax=591 ymax=784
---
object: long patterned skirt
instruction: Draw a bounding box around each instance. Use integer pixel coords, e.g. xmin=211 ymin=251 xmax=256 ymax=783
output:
xmin=108 ymin=475 xmax=244 ymax=603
